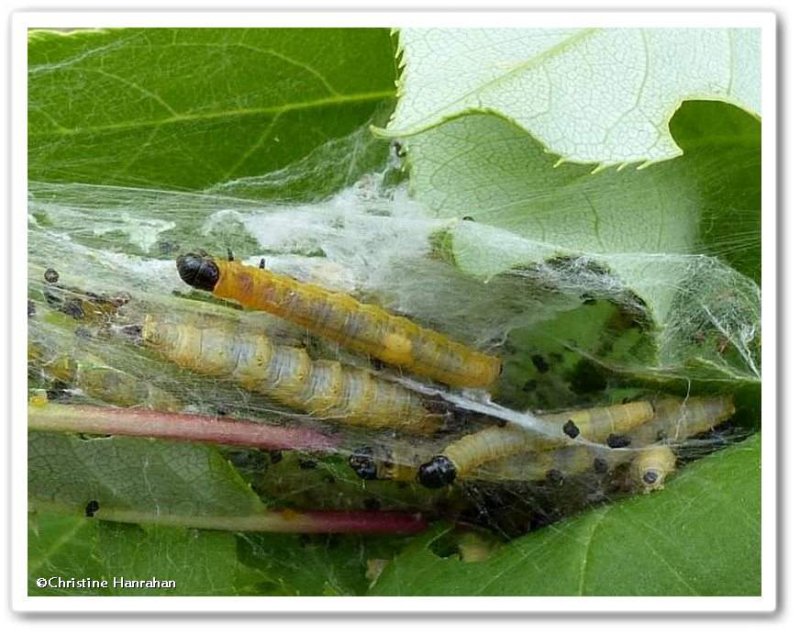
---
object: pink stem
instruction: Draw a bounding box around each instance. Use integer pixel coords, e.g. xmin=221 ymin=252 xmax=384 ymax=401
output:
xmin=28 ymin=402 xmax=338 ymax=451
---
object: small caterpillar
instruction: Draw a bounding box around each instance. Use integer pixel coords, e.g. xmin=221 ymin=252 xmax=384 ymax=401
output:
xmin=627 ymin=396 xmax=736 ymax=446
xmin=473 ymin=444 xmax=676 ymax=492
xmin=28 ymin=336 xmax=181 ymax=412
xmin=348 ymin=443 xmax=423 ymax=482
xmin=474 ymin=445 xmax=617 ymax=483
xmin=630 ymin=445 xmax=676 ymax=492
xmin=141 ymin=315 xmax=441 ymax=434
xmin=417 ymin=401 xmax=655 ymax=488
xmin=176 ymin=253 xmax=502 ymax=388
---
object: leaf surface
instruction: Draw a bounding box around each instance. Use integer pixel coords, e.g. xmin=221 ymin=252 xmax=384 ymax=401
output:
xmin=387 ymin=28 xmax=760 ymax=165
xmin=370 ymin=434 xmax=761 ymax=596
xmin=29 ymin=28 xmax=397 ymax=193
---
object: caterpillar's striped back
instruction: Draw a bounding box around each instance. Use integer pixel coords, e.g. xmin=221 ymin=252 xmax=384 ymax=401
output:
xmin=176 ymin=253 xmax=502 ymax=389
xmin=417 ymin=401 xmax=655 ymax=488
xmin=141 ymin=315 xmax=441 ymax=434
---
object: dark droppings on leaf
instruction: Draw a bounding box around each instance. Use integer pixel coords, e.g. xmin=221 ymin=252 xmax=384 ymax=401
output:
xmin=531 ymin=354 xmax=550 ymax=373
xmin=568 ymin=358 xmax=609 ymax=393
xmin=269 ymin=450 xmax=283 ymax=464
xmin=45 ymin=380 xmax=70 ymax=402
xmin=84 ymin=500 xmax=100 ymax=518
xmin=363 ymin=497 xmax=382 ymax=511
xmin=62 ymin=299 xmax=85 ymax=320
xmin=44 ymin=268 xmax=60 ymax=284
xmin=298 ymin=457 xmax=317 ymax=470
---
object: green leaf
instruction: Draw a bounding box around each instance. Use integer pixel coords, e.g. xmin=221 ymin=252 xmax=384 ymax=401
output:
xmin=369 ymin=434 xmax=760 ymax=596
xmin=29 ymin=28 xmax=397 ymax=194
xmin=387 ymin=28 xmax=760 ymax=166
xmin=403 ymin=101 xmax=761 ymax=382
xmin=236 ymin=533 xmax=412 ymax=596
xmin=29 ymin=511 xmax=268 ymax=595
xmin=28 ymin=432 xmax=265 ymax=516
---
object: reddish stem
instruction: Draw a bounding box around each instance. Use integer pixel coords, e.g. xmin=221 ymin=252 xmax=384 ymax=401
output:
xmin=28 ymin=402 xmax=338 ymax=451
xmin=87 ymin=507 xmax=429 ymax=534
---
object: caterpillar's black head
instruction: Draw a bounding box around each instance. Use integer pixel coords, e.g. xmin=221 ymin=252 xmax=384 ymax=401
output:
xmin=642 ymin=469 xmax=660 ymax=486
xmin=176 ymin=253 xmax=220 ymax=291
xmin=348 ymin=447 xmax=379 ymax=480
xmin=417 ymin=455 xmax=457 ymax=489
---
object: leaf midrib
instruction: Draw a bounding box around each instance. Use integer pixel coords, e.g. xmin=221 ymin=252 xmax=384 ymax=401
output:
xmin=29 ymin=89 xmax=395 ymax=139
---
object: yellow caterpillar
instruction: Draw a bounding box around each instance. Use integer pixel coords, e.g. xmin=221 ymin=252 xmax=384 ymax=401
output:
xmin=630 ymin=445 xmax=677 ymax=492
xmin=627 ymin=396 xmax=736 ymax=446
xmin=473 ymin=444 xmax=676 ymax=493
xmin=176 ymin=253 xmax=502 ymax=389
xmin=28 ymin=336 xmax=181 ymax=412
xmin=348 ymin=442 xmax=424 ymax=482
xmin=141 ymin=315 xmax=441 ymax=434
xmin=417 ymin=401 xmax=655 ymax=488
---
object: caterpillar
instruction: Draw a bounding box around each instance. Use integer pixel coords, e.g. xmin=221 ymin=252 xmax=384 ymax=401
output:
xmin=629 ymin=445 xmax=676 ymax=492
xmin=627 ymin=396 xmax=736 ymax=446
xmin=472 ymin=444 xmax=676 ymax=492
xmin=176 ymin=252 xmax=502 ymax=389
xmin=141 ymin=315 xmax=442 ymax=434
xmin=348 ymin=442 xmax=423 ymax=482
xmin=417 ymin=401 xmax=655 ymax=488
xmin=28 ymin=335 xmax=181 ymax=412
xmin=473 ymin=445 xmax=617 ymax=483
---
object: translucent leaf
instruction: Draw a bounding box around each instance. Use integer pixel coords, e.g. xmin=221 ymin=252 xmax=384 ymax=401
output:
xmin=386 ymin=28 xmax=760 ymax=166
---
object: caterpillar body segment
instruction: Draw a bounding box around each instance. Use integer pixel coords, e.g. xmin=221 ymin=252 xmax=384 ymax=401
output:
xmin=141 ymin=316 xmax=440 ymax=434
xmin=28 ymin=335 xmax=181 ymax=412
xmin=627 ymin=396 xmax=736 ymax=447
xmin=630 ymin=445 xmax=676 ymax=492
xmin=473 ymin=446 xmax=616 ymax=483
xmin=176 ymin=253 xmax=502 ymax=389
xmin=417 ymin=401 xmax=656 ymax=488
xmin=472 ymin=444 xmax=676 ymax=490
xmin=539 ymin=401 xmax=655 ymax=447
xmin=348 ymin=444 xmax=421 ymax=482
